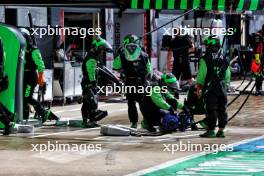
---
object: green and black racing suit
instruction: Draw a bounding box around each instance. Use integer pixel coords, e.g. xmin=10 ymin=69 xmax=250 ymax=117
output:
xmin=141 ymin=82 xmax=184 ymax=129
xmin=196 ymin=52 xmax=231 ymax=131
xmin=113 ymin=49 xmax=151 ymax=124
xmin=23 ymin=47 xmax=47 ymax=121
xmin=81 ymin=51 xmax=99 ymax=124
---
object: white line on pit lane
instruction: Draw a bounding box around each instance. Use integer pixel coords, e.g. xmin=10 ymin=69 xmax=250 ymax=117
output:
xmin=32 ymin=149 xmax=111 ymax=164
xmin=29 ymin=108 xmax=127 ymax=138
xmin=53 ymin=103 xmax=121 ymax=114
xmin=52 ymin=107 xmax=127 ymax=121
xmin=29 ymin=128 xmax=100 ymax=138
xmin=108 ymin=108 xmax=127 ymax=114
xmin=154 ymin=134 xmax=200 ymax=142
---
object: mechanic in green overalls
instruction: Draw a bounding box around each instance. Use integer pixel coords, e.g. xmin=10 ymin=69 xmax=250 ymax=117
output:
xmin=140 ymin=73 xmax=186 ymax=132
xmin=81 ymin=36 xmax=112 ymax=128
xmin=113 ymin=34 xmax=152 ymax=128
xmin=196 ymin=35 xmax=231 ymax=138
xmin=21 ymin=28 xmax=59 ymax=123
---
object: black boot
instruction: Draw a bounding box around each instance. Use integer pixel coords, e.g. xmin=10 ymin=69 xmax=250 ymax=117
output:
xmin=3 ymin=122 xmax=14 ymax=135
xmin=82 ymin=116 xmax=88 ymax=127
xmin=84 ymin=110 xmax=99 ymax=128
xmin=255 ymin=91 xmax=261 ymax=96
xmin=191 ymin=123 xmax=199 ymax=131
xmin=41 ymin=110 xmax=59 ymax=123
xmin=83 ymin=111 xmax=99 ymax=128
xmin=141 ymin=119 xmax=156 ymax=132
xmin=94 ymin=110 xmax=108 ymax=121
xmin=48 ymin=111 xmax=60 ymax=121
xmin=86 ymin=121 xmax=100 ymax=128
xmin=199 ymin=130 xmax=216 ymax=138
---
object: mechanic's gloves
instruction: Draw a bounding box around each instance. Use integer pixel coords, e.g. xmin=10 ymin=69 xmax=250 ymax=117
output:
xmin=168 ymin=107 xmax=176 ymax=115
xmin=182 ymin=105 xmax=191 ymax=116
xmin=90 ymin=81 xmax=97 ymax=87
xmin=142 ymin=78 xmax=149 ymax=87
xmin=89 ymin=81 xmax=98 ymax=93
xmin=38 ymin=72 xmax=45 ymax=87
xmin=196 ymin=84 xmax=203 ymax=99
xmin=166 ymin=98 xmax=178 ymax=110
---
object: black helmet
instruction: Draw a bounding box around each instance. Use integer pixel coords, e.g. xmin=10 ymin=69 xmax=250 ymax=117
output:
xmin=123 ymin=34 xmax=141 ymax=61
xmin=91 ymin=36 xmax=113 ymax=53
xmin=161 ymin=73 xmax=179 ymax=92
xmin=20 ymin=28 xmax=36 ymax=48
xmin=123 ymin=34 xmax=140 ymax=45
xmin=204 ymin=35 xmax=220 ymax=52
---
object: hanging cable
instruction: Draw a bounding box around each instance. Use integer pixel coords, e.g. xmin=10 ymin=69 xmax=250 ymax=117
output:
xmin=137 ymin=7 xmax=199 ymax=41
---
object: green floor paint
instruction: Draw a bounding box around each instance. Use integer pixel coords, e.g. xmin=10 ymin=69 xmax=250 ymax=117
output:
xmin=144 ymin=152 xmax=264 ymax=176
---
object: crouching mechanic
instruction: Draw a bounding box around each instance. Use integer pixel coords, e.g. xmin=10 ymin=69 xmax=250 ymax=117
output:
xmin=196 ymin=35 xmax=231 ymax=138
xmin=81 ymin=36 xmax=112 ymax=128
xmin=113 ymin=34 xmax=152 ymax=128
xmin=21 ymin=28 xmax=59 ymax=123
xmin=141 ymin=73 xmax=187 ymax=132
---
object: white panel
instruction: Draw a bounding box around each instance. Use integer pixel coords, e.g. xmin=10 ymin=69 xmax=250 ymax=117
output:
xmin=64 ymin=62 xmax=74 ymax=97
xmin=17 ymin=7 xmax=47 ymax=27
xmin=159 ymin=50 xmax=169 ymax=72
xmin=0 ymin=6 xmax=4 ymax=22
xmin=250 ymin=15 xmax=264 ymax=34
xmin=105 ymin=8 xmax=114 ymax=70
xmin=74 ymin=67 xmax=83 ymax=96
xmin=43 ymin=69 xmax=53 ymax=101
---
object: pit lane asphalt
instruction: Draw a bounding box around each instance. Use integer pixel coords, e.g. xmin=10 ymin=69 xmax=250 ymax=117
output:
xmin=0 ymin=80 xmax=264 ymax=176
